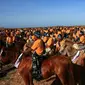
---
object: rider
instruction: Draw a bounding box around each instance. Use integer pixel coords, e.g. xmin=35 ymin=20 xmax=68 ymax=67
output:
xmin=56 ymin=34 xmax=63 ymax=53
xmin=31 ymin=31 xmax=45 ymax=80
xmin=0 ymin=34 xmax=5 ymax=54
xmin=42 ymin=32 xmax=49 ymax=43
xmin=6 ymin=32 xmax=14 ymax=48
xmin=45 ymin=33 xmax=54 ymax=55
xmin=79 ymin=31 xmax=85 ymax=44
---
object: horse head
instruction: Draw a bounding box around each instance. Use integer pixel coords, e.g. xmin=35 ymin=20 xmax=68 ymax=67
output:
xmin=59 ymin=39 xmax=78 ymax=59
xmin=0 ymin=40 xmax=5 ymax=50
xmin=59 ymin=39 xmax=74 ymax=54
xmin=0 ymin=44 xmax=20 ymax=66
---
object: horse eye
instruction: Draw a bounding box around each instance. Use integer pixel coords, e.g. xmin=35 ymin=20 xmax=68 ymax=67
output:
xmin=65 ymin=45 xmax=67 ymax=48
xmin=1 ymin=51 xmax=6 ymax=57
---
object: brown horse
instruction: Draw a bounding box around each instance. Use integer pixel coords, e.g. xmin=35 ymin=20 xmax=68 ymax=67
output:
xmin=0 ymin=39 xmax=26 ymax=70
xmin=0 ymin=45 xmax=19 ymax=70
xmin=17 ymin=55 xmax=75 ymax=85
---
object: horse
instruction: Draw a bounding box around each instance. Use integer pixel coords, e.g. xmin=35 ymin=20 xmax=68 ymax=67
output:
xmin=17 ymin=54 xmax=75 ymax=85
xmin=59 ymin=39 xmax=85 ymax=64
xmin=59 ymin=39 xmax=85 ymax=85
xmin=0 ymin=45 xmax=19 ymax=70
xmin=0 ymin=38 xmax=26 ymax=70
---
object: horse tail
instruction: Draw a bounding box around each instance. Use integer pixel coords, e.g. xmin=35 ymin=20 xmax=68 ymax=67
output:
xmin=68 ymin=62 xmax=75 ymax=85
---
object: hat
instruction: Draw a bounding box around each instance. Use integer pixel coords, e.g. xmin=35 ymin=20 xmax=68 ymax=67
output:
xmin=64 ymin=33 xmax=68 ymax=38
xmin=80 ymin=31 xmax=84 ymax=35
xmin=43 ymin=32 xmax=49 ymax=37
xmin=34 ymin=31 xmax=41 ymax=38
xmin=58 ymin=34 xmax=62 ymax=39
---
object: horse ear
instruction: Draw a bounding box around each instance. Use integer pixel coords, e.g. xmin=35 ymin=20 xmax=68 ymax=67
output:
xmin=72 ymin=44 xmax=80 ymax=50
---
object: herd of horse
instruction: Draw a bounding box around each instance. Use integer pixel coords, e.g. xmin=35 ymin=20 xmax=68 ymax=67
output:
xmin=0 ymin=38 xmax=85 ymax=85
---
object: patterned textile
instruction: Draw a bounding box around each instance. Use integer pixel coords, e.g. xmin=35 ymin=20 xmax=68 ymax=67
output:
xmin=32 ymin=52 xmax=43 ymax=81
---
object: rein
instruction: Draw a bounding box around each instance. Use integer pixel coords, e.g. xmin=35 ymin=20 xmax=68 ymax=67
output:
xmin=14 ymin=53 xmax=23 ymax=68
xmin=0 ymin=48 xmax=3 ymax=56
xmin=71 ymin=51 xmax=80 ymax=62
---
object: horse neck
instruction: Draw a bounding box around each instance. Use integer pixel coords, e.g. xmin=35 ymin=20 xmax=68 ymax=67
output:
xmin=18 ymin=56 xmax=32 ymax=71
xmin=71 ymin=48 xmax=79 ymax=59
xmin=79 ymin=50 xmax=85 ymax=59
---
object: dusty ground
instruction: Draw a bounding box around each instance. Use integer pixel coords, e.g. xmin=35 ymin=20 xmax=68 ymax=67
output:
xmin=0 ymin=69 xmax=58 ymax=85
xmin=0 ymin=69 xmax=24 ymax=85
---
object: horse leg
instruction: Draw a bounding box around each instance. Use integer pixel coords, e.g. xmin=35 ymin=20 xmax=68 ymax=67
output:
xmin=68 ymin=64 xmax=75 ymax=85
xmin=51 ymin=75 xmax=62 ymax=85
xmin=57 ymin=71 xmax=68 ymax=85
xmin=55 ymin=67 xmax=75 ymax=85
xmin=28 ymin=72 xmax=34 ymax=85
xmin=19 ymin=70 xmax=33 ymax=85
xmin=0 ymin=62 xmax=3 ymax=71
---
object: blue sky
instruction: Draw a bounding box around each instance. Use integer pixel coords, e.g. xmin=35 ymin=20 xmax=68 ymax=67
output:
xmin=0 ymin=0 xmax=85 ymax=28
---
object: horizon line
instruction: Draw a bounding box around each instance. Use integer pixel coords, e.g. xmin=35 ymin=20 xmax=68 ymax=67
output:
xmin=0 ymin=25 xmax=85 ymax=29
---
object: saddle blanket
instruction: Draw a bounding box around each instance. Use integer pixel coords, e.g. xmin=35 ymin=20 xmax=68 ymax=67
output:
xmin=14 ymin=53 xmax=23 ymax=68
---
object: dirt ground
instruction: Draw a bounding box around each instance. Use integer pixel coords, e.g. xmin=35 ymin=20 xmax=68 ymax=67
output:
xmin=0 ymin=69 xmax=57 ymax=85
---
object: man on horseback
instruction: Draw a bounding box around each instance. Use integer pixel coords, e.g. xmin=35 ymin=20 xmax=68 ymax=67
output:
xmin=6 ymin=32 xmax=15 ymax=48
xmin=31 ymin=31 xmax=45 ymax=80
xmin=56 ymin=34 xmax=63 ymax=53
xmin=42 ymin=32 xmax=51 ymax=55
